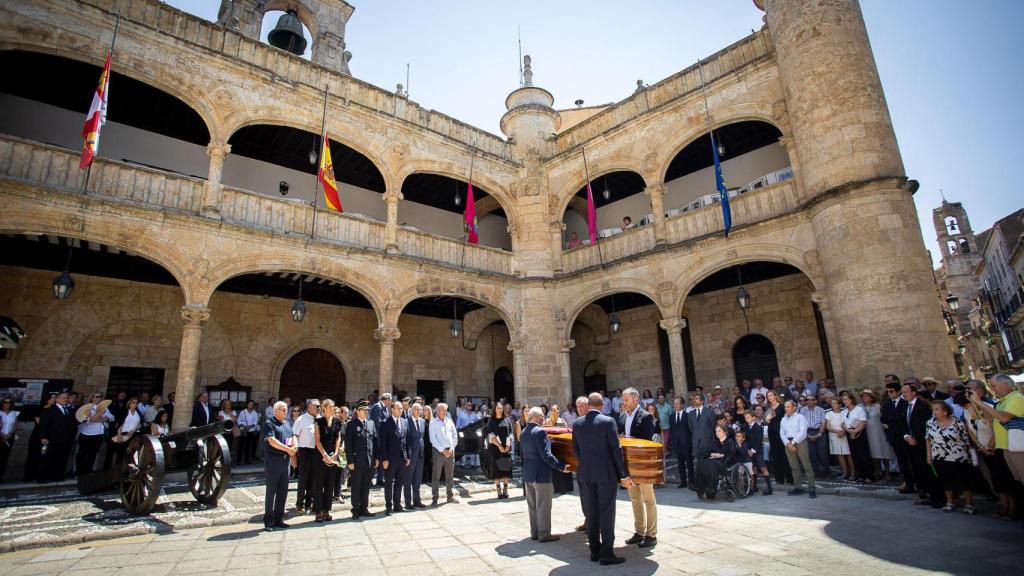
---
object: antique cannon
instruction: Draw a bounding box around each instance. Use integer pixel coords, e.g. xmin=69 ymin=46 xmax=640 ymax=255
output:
xmin=545 ymin=427 xmax=665 ymax=484
xmin=78 ymin=420 xmax=234 ymax=515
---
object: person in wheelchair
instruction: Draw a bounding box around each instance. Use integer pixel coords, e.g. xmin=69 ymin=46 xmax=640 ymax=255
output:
xmin=693 ymin=424 xmax=740 ymax=500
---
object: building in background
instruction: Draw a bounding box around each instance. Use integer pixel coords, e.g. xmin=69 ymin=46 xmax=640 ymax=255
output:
xmin=975 ymin=209 xmax=1024 ymax=373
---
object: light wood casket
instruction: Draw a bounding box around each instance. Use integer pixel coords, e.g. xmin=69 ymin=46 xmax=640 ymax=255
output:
xmin=545 ymin=427 xmax=664 ymax=484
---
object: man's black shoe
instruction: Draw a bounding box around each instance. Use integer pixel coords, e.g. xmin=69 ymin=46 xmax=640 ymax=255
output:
xmin=625 ymin=533 xmax=644 ymax=545
xmin=273 ymin=522 xmax=290 ymax=529
xmin=413 ymin=503 xmax=426 ymax=509
xmin=263 ymin=525 xmax=275 ymax=532
xmin=590 ymin=553 xmax=599 ymax=562
xmin=385 ymin=510 xmax=392 ymax=516
xmin=787 ymin=488 xmax=805 ymax=496
xmin=898 ymin=488 xmax=916 ymax=494
xmin=351 ymin=513 xmax=361 ymax=520
xmin=362 ymin=510 xmax=376 ymax=517
xmin=639 ymin=536 xmax=657 ymax=548
xmin=808 ymin=490 xmax=817 ymax=499
xmin=599 ymin=556 xmax=625 ymax=566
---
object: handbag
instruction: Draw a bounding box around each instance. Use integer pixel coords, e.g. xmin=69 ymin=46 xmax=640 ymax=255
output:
xmin=495 ymin=455 xmax=513 ymax=472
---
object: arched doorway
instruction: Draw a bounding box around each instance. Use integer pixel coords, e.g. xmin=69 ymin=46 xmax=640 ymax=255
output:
xmin=280 ymin=348 xmax=346 ymax=405
xmin=583 ymin=360 xmax=607 ymax=395
xmin=494 ymin=367 xmax=513 ymax=403
xmin=732 ymin=334 xmax=779 ymax=386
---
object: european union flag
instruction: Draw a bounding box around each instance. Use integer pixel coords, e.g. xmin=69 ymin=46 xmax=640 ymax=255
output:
xmin=711 ymin=133 xmax=731 ymax=237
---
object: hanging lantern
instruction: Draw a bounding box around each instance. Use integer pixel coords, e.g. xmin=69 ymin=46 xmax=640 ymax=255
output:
xmin=291 ymin=278 xmax=305 ymax=322
xmin=736 ymin=285 xmax=751 ymax=310
xmin=53 ymin=246 xmax=75 ymax=300
xmin=608 ymin=313 xmax=621 ymax=334
xmin=946 ymin=293 xmax=960 ymax=312
xmin=449 ymin=299 xmax=461 ymax=338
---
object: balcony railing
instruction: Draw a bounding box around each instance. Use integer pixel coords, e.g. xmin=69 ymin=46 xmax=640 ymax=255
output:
xmin=0 ymin=134 xmax=514 ymax=275
xmin=995 ymin=285 xmax=1024 ymax=327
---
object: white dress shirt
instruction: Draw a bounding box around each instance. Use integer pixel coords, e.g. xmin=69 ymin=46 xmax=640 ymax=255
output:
xmin=78 ymin=405 xmax=114 ymax=437
xmin=237 ymin=409 xmax=259 ymax=432
xmin=429 ymin=417 xmax=458 ymax=453
xmin=611 ymin=396 xmax=624 ymax=413
xmin=0 ymin=410 xmax=18 ymax=437
xmin=778 ymin=412 xmax=809 ymax=445
xmin=120 ymin=409 xmax=142 ymax=436
xmin=293 ymin=412 xmax=317 ymax=448
xmin=623 ymin=407 xmax=640 ymax=438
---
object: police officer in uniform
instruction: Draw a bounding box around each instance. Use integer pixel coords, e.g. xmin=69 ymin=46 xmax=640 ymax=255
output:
xmin=263 ymin=401 xmax=297 ymax=531
xmin=345 ymin=400 xmax=379 ymax=519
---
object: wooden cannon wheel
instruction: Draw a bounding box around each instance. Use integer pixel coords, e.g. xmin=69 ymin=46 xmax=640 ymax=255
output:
xmin=188 ymin=435 xmax=232 ymax=506
xmin=120 ymin=435 xmax=165 ymax=515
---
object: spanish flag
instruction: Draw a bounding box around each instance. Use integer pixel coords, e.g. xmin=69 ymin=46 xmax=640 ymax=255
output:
xmin=318 ymin=129 xmax=342 ymax=212
xmin=80 ymin=53 xmax=111 ymax=169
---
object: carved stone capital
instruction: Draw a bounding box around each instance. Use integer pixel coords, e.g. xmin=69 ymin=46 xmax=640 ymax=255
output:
xmin=374 ymin=325 xmax=401 ymax=342
xmin=559 ymin=339 xmax=575 ymax=353
xmin=644 ymin=184 xmax=667 ymax=198
xmin=659 ymin=318 xmax=686 ymax=334
xmin=181 ymin=305 xmax=211 ymax=327
xmin=206 ymin=142 xmax=231 ymax=159
xmin=810 ymin=291 xmax=828 ymax=310
xmin=383 ymin=190 xmax=403 ymax=203
xmin=507 ymin=339 xmax=524 ymax=353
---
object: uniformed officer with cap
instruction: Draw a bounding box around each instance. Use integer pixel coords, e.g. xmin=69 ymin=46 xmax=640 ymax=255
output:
xmin=345 ymin=400 xmax=379 ymax=519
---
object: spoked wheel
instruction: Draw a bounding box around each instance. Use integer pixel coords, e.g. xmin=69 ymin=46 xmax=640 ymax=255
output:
xmin=724 ymin=489 xmax=736 ymax=502
xmin=730 ymin=464 xmax=753 ymax=498
xmin=188 ymin=435 xmax=232 ymax=506
xmin=120 ymin=435 xmax=165 ymax=515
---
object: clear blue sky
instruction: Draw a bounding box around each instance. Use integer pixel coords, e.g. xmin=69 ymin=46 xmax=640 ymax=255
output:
xmin=168 ymin=1 xmax=1023 ymax=264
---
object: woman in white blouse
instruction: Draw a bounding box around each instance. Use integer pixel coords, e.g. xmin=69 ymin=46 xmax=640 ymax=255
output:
xmin=111 ymin=397 xmax=143 ymax=466
xmin=237 ymin=400 xmax=260 ymax=465
xmin=0 ymin=398 xmax=19 ymax=482
xmin=825 ymin=397 xmax=851 ymax=480
xmin=217 ymin=399 xmax=239 ymax=456
xmin=839 ymin=391 xmax=872 ymax=483
xmin=150 ymin=410 xmax=171 ymax=437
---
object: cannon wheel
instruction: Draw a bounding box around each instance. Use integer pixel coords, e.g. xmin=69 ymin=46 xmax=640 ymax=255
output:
xmin=121 ymin=435 xmax=165 ymax=515
xmin=188 ymin=435 xmax=232 ymax=506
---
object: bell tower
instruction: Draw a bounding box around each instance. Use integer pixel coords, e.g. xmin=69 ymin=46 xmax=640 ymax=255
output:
xmin=217 ymin=0 xmax=354 ymax=75
xmin=933 ymin=200 xmax=981 ymax=334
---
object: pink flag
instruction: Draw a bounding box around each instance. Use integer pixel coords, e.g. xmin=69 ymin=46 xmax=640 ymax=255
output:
xmin=464 ymin=181 xmax=479 ymax=244
xmin=586 ymin=182 xmax=598 ymax=244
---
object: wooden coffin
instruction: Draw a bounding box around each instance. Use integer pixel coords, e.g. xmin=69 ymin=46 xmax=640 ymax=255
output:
xmin=545 ymin=427 xmax=664 ymax=484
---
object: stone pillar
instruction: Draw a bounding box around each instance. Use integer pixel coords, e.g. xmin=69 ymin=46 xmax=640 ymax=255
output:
xmin=559 ymin=339 xmax=575 ymax=402
xmin=777 ymin=136 xmax=805 ymax=200
xmin=172 ymin=305 xmax=210 ymax=433
xmin=508 ymin=338 xmax=527 ymax=404
xmin=659 ymin=318 xmax=688 ymax=393
xmin=375 ymin=325 xmax=400 ymax=396
xmin=762 ymin=0 xmax=955 ymax=381
xmin=383 ymin=190 xmax=402 ymax=254
xmin=550 ymin=222 xmax=565 ymax=273
xmin=645 ymin=184 xmax=667 ymax=245
xmin=201 ymin=142 xmax=230 ymax=219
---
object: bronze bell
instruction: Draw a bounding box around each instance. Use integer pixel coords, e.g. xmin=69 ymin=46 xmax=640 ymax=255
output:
xmin=268 ymin=10 xmax=307 ymax=55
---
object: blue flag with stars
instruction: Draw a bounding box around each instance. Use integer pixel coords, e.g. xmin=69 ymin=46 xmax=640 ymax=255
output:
xmin=711 ymin=133 xmax=732 ymax=237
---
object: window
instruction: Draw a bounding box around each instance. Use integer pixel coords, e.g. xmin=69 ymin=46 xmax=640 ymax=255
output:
xmin=945 ymin=216 xmax=960 ymax=235
xmin=947 ymin=240 xmax=958 ymax=255
xmin=958 ymin=238 xmax=971 ymax=253
xmin=107 ymin=367 xmax=165 ymax=399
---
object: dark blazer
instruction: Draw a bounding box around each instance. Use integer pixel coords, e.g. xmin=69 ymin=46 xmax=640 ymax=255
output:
xmin=668 ymin=409 xmax=692 ymax=453
xmin=880 ymin=398 xmax=904 ymax=442
xmin=745 ymin=421 xmax=765 ymax=448
xmin=380 ymin=415 xmax=409 ymax=464
xmin=190 ymin=402 xmax=214 ymax=428
xmin=896 ymin=397 xmax=930 ymax=442
xmin=687 ymin=407 xmax=717 ymax=455
xmin=345 ymin=417 xmax=377 ymax=468
xmin=369 ymin=402 xmax=387 ymax=431
xmin=617 ymin=408 xmax=656 ymax=441
xmin=38 ymin=404 xmax=76 ymax=444
xmin=572 ymin=410 xmax=628 ymax=485
xmin=520 ymin=422 xmax=563 ymax=484
xmin=407 ymin=416 xmax=425 ymax=461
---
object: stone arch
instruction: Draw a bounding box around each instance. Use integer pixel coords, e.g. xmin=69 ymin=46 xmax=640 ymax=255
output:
xmin=553 ymin=157 xmax=650 ymax=224
xmin=560 ymin=277 xmax=667 ymax=342
xmin=199 ymin=255 xmax=389 ymax=324
xmin=573 ymin=304 xmax=612 ymax=345
xmin=268 ymin=337 xmax=360 ymax=399
xmin=395 ymin=161 xmax=517 ymax=230
xmin=672 ymin=243 xmax=822 ymax=318
xmin=0 ymin=45 xmax=220 ymax=144
xmin=658 ymin=108 xmax=787 ymax=184
xmin=65 ymin=318 xmax=184 ymax=395
xmin=390 ymin=281 xmax=518 ymax=339
xmin=462 ymin=307 xmax=503 ymax=350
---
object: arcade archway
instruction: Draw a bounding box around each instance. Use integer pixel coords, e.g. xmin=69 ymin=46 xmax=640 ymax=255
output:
xmin=279 ymin=348 xmax=346 ymax=404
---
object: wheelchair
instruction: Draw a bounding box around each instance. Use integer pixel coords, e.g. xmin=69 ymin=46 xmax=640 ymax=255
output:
xmin=701 ymin=462 xmax=754 ymax=502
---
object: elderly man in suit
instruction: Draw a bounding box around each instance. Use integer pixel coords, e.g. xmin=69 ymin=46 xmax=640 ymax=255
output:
xmin=520 ymin=406 xmax=569 ymax=542
xmin=38 ymin=391 xmax=76 ymax=483
xmin=380 ymin=400 xmax=410 ymax=515
xmin=668 ymin=395 xmax=693 ymax=489
xmin=345 ymin=400 xmax=378 ymax=519
xmin=687 ymin=391 xmax=716 ymax=464
xmin=404 ymin=403 xmax=427 ymax=509
xmin=573 ymin=392 xmax=633 ymax=566
xmin=190 ymin=391 xmax=213 ymax=428
xmin=617 ymin=387 xmax=658 ymax=549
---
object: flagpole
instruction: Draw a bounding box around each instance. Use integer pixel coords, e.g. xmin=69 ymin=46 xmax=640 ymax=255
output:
xmin=460 ymin=154 xmax=476 ymax=269
xmin=310 ymin=84 xmax=328 ymax=240
xmin=698 ymin=58 xmax=731 ymax=238
xmin=581 ymin=148 xmax=604 ymax=269
xmin=83 ymin=10 xmax=120 ymax=195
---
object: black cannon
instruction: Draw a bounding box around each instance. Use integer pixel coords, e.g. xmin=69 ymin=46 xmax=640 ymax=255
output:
xmin=79 ymin=420 xmax=234 ymax=515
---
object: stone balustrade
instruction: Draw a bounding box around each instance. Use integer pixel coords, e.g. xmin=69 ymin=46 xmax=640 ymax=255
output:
xmin=397 ymin=228 xmax=512 ymax=276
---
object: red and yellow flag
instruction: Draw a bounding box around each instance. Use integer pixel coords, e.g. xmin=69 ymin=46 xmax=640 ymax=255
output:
xmin=318 ymin=130 xmax=342 ymax=212
xmin=80 ymin=53 xmax=111 ymax=169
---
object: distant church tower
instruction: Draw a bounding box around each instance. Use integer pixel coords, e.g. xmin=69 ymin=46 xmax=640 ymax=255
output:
xmin=933 ymin=199 xmax=981 ymax=334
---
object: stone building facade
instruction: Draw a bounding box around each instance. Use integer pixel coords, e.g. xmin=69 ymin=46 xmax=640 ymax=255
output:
xmin=0 ymin=0 xmax=956 ymax=435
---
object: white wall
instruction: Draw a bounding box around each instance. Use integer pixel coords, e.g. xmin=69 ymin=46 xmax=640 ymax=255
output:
xmin=0 ymin=94 xmax=512 ymax=250
xmin=561 ymin=142 xmax=790 ymax=246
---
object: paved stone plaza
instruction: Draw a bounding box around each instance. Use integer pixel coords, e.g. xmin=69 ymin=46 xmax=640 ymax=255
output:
xmin=1 ymin=482 xmax=1018 ymax=576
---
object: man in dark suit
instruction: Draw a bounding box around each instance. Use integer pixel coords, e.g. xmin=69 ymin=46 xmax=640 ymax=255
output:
xmin=164 ymin=391 xmax=176 ymax=426
xmin=687 ymin=391 xmax=716 ymax=460
xmin=880 ymin=379 xmax=912 ymax=492
xmin=617 ymin=388 xmax=658 ymax=549
xmin=190 ymin=391 xmax=213 ymax=428
xmin=345 ymin=400 xmax=378 ymax=518
xmin=404 ymin=403 xmax=426 ymax=509
xmin=369 ymin=393 xmax=391 ymax=486
xmin=668 ymin=396 xmax=693 ymax=489
xmin=572 ymin=393 xmax=632 ymax=566
xmin=380 ymin=401 xmax=410 ymax=515
xmin=521 ymin=406 xmax=568 ymax=542
xmin=38 ymin=391 xmax=76 ymax=482
xmin=896 ymin=381 xmax=933 ymax=502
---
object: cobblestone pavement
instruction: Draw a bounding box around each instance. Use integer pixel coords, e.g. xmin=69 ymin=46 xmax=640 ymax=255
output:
xmin=1 ymin=480 xmax=1019 ymax=576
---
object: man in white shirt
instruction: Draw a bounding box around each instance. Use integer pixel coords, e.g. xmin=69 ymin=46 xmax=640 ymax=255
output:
xmin=292 ymin=399 xmax=320 ymax=513
xmin=264 ymin=397 xmax=277 ymax=422
xmin=749 ymin=379 xmax=769 ymax=406
xmin=601 ymin=394 xmax=612 ymax=416
xmin=610 ymin=389 xmax=624 ymax=415
xmin=778 ymin=400 xmax=816 ymax=498
xmin=76 ymin=393 xmax=114 ymax=476
xmin=429 ymin=403 xmax=459 ymax=505
xmin=802 ymin=370 xmax=819 ymax=396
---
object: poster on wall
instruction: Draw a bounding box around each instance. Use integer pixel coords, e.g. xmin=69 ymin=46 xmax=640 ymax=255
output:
xmin=0 ymin=378 xmax=74 ymax=420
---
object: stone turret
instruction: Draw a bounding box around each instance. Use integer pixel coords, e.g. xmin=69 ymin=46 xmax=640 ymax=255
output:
xmin=760 ymin=0 xmax=955 ymax=382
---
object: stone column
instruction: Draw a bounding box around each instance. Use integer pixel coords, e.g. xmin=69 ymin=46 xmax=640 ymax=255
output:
xmin=375 ymin=325 xmax=400 ymax=396
xmin=645 ymin=184 xmax=667 ymax=245
xmin=383 ymin=190 xmax=402 ymax=254
xmin=777 ymin=135 xmax=805 ymax=200
xmin=810 ymin=291 xmax=843 ymax=382
xmin=508 ymin=338 xmax=527 ymax=404
xmin=201 ymin=142 xmax=231 ymax=219
xmin=550 ymin=222 xmax=565 ymax=273
xmin=172 ymin=305 xmax=210 ymax=433
xmin=559 ymin=339 xmax=575 ymax=402
xmin=659 ymin=318 xmax=688 ymax=393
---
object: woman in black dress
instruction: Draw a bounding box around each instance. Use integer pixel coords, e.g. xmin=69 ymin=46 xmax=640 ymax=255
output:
xmin=23 ymin=393 xmax=56 ymax=482
xmin=765 ymin=390 xmax=793 ymax=485
xmin=313 ymin=399 xmax=343 ymax=522
xmin=486 ymin=402 xmax=513 ymax=498
xmin=694 ymin=425 xmax=739 ymax=500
